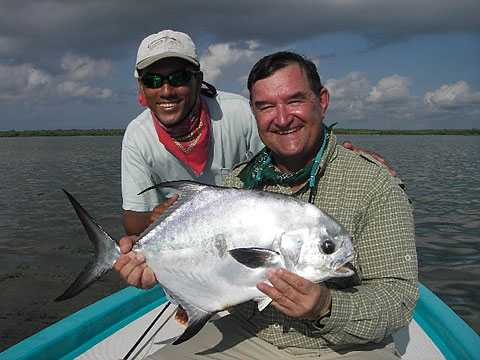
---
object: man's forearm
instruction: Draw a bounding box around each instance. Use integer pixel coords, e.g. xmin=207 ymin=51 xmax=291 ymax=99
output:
xmin=123 ymin=210 xmax=152 ymax=235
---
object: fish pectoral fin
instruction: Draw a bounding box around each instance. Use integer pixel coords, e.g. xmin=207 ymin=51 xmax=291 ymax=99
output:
xmin=173 ymin=305 xmax=213 ymax=345
xmin=257 ymin=297 xmax=273 ymax=312
xmin=228 ymin=248 xmax=280 ymax=269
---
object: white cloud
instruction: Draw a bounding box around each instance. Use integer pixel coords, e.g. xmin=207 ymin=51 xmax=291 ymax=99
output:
xmin=61 ymin=53 xmax=113 ymax=82
xmin=57 ymin=81 xmax=113 ymax=99
xmin=425 ymin=81 xmax=480 ymax=110
xmin=0 ymin=63 xmax=51 ymax=102
xmin=200 ymin=42 xmax=260 ymax=83
xmin=326 ymin=72 xmax=372 ymax=101
xmin=326 ymin=72 xmax=479 ymax=129
xmin=0 ymin=55 xmax=116 ymax=104
xmin=366 ymin=75 xmax=411 ymax=104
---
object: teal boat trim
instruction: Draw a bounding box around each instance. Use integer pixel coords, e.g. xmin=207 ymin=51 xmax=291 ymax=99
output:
xmin=1 ymin=282 xmax=478 ymax=360
xmin=414 ymin=283 xmax=480 ymax=360
xmin=0 ymin=286 xmax=167 ymax=360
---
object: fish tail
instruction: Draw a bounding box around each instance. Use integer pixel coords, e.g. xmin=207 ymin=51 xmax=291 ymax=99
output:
xmin=55 ymin=190 xmax=121 ymax=302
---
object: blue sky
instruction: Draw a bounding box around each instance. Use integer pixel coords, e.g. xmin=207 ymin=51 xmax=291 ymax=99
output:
xmin=0 ymin=0 xmax=479 ymax=130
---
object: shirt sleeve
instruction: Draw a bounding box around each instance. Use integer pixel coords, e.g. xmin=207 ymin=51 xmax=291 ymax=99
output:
xmin=316 ymin=175 xmax=418 ymax=345
xmin=121 ymin=136 xmax=159 ymax=212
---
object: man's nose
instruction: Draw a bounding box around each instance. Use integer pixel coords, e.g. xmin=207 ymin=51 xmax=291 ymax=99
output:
xmin=157 ymin=82 xmax=176 ymax=97
xmin=274 ymin=104 xmax=293 ymax=128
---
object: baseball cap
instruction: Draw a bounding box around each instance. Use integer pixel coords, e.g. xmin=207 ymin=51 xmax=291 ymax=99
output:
xmin=134 ymin=30 xmax=200 ymax=78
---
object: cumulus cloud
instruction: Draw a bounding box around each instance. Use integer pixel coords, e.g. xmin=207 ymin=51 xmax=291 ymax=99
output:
xmin=425 ymin=81 xmax=480 ymax=110
xmin=0 ymin=1 xmax=478 ymax=129
xmin=366 ymin=75 xmax=411 ymax=104
xmin=56 ymin=81 xmax=113 ymax=99
xmin=325 ymin=73 xmax=480 ymax=129
xmin=61 ymin=54 xmax=113 ymax=82
xmin=200 ymin=41 xmax=262 ymax=83
xmin=0 ymin=54 xmax=116 ymax=104
xmin=0 ymin=63 xmax=51 ymax=102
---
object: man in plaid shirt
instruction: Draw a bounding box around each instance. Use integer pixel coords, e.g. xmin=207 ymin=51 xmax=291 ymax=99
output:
xmin=125 ymin=51 xmax=418 ymax=359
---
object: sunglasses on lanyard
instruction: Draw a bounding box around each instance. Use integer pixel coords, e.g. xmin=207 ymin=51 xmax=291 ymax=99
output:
xmin=140 ymin=70 xmax=199 ymax=88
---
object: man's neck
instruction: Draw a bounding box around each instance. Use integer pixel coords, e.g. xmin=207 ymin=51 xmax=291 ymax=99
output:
xmin=273 ymin=156 xmax=314 ymax=174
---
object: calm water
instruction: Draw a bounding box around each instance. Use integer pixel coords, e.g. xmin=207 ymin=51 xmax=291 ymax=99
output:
xmin=0 ymin=134 xmax=478 ymax=350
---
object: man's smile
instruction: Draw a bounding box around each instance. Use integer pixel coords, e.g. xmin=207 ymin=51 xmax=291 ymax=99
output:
xmin=274 ymin=126 xmax=302 ymax=135
xmin=157 ymin=101 xmax=180 ymax=110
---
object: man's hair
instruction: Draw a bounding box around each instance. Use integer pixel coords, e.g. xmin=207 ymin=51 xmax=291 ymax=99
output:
xmin=247 ymin=51 xmax=323 ymax=98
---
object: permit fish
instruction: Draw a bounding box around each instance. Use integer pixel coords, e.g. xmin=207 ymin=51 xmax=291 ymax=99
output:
xmin=57 ymin=181 xmax=354 ymax=345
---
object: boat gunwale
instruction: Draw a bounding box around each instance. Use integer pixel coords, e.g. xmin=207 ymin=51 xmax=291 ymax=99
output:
xmin=1 ymin=283 xmax=479 ymax=360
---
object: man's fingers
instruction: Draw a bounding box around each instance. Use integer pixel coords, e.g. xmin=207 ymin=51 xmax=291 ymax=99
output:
xmin=141 ymin=267 xmax=157 ymax=289
xmin=119 ymin=235 xmax=139 ymax=254
xmin=165 ymin=193 xmax=179 ymax=206
xmin=274 ymin=268 xmax=315 ymax=295
xmin=127 ymin=262 xmax=147 ymax=287
xmin=150 ymin=194 xmax=180 ymax=224
xmin=116 ymin=252 xmax=145 ymax=281
xmin=342 ymin=141 xmax=360 ymax=153
xmin=342 ymin=141 xmax=397 ymax=177
xmin=258 ymin=270 xmax=298 ymax=306
xmin=113 ymin=252 xmax=132 ymax=272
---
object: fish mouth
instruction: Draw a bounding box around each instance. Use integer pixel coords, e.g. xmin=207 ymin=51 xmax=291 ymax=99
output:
xmin=333 ymin=265 xmax=354 ymax=276
xmin=333 ymin=254 xmax=355 ymax=276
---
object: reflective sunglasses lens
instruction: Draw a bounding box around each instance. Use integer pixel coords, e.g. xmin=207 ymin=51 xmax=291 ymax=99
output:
xmin=141 ymin=75 xmax=163 ymax=88
xmin=141 ymin=71 xmax=194 ymax=88
xmin=168 ymin=71 xmax=192 ymax=86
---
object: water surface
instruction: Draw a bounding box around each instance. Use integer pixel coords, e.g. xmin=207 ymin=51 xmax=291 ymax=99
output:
xmin=0 ymin=134 xmax=478 ymax=351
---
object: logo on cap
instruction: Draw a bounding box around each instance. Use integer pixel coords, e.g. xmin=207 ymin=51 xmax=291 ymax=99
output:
xmin=147 ymin=35 xmax=184 ymax=52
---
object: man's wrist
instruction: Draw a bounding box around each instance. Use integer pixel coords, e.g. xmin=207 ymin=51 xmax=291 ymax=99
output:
xmin=314 ymin=286 xmax=332 ymax=320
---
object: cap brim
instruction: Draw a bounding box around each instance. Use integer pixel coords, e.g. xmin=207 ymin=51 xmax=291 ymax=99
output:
xmin=134 ymin=53 xmax=200 ymax=78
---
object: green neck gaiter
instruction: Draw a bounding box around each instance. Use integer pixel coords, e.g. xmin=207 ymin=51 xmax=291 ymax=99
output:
xmin=239 ymin=123 xmax=334 ymax=189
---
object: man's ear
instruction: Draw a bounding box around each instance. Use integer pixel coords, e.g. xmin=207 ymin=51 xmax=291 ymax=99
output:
xmin=320 ymin=88 xmax=330 ymax=118
xmin=138 ymin=79 xmax=145 ymax=93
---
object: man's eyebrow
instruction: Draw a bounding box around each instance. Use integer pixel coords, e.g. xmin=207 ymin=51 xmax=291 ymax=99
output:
xmin=252 ymin=91 xmax=310 ymax=108
xmin=252 ymin=100 xmax=271 ymax=108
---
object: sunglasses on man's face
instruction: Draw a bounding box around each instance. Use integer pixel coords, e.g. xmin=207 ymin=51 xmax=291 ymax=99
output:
xmin=140 ymin=70 xmax=198 ymax=88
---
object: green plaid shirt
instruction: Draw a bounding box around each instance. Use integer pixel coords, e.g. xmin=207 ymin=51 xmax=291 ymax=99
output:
xmin=223 ymin=132 xmax=418 ymax=350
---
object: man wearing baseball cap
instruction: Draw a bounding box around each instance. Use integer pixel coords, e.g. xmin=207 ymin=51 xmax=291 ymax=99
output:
xmin=121 ymin=30 xmax=263 ymax=236
xmin=116 ymin=30 xmax=397 ymax=291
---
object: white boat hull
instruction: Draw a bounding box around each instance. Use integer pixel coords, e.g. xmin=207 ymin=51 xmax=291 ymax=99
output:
xmin=0 ymin=283 xmax=478 ymax=360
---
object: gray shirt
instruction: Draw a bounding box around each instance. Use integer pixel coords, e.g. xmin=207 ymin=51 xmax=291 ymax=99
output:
xmin=122 ymin=91 xmax=263 ymax=211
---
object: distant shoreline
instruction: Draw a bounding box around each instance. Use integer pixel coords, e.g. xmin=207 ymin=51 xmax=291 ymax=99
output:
xmin=0 ymin=128 xmax=478 ymax=137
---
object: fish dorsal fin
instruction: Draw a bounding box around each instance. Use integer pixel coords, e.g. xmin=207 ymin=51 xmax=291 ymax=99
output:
xmin=173 ymin=304 xmax=213 ymax=345
xmin=228 ymin=248 xmax=281 ymax=269
xmin=139 ymin=181 xmax=209 ymax=236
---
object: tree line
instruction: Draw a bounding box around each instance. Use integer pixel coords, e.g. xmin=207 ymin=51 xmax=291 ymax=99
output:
xmin=0 ymin=128 xmax=478 ymax=137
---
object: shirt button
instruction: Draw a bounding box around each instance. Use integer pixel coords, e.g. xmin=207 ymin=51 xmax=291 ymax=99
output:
xmin=404 ymin=255 xmax=412 ymax=261
xmin=273 ymin=323 xmax=280 ymax=329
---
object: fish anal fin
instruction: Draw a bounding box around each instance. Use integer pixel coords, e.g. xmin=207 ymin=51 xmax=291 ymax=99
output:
xmin=228 ymin=248 xmax=280 ymax=269
xmin=173 ymin=306 xmax=213 ymax=345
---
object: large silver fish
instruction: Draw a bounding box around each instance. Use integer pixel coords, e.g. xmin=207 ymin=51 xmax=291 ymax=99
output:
xmin=57 ymin=181 xmax=354 ymax=344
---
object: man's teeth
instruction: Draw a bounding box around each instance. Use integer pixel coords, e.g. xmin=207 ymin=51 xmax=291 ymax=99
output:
xmin=159 ymin=103 xmax=177 ymax=108
xmin=276 ymin=127 xmax=300 ymax=135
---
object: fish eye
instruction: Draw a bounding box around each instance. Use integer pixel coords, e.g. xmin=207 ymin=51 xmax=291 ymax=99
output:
xmin=321 ymin=240 xmax=335 ymax=255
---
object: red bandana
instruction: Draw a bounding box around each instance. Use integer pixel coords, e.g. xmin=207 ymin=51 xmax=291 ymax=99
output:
xmin=152 ymin=97 xmax=211 ymax=176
